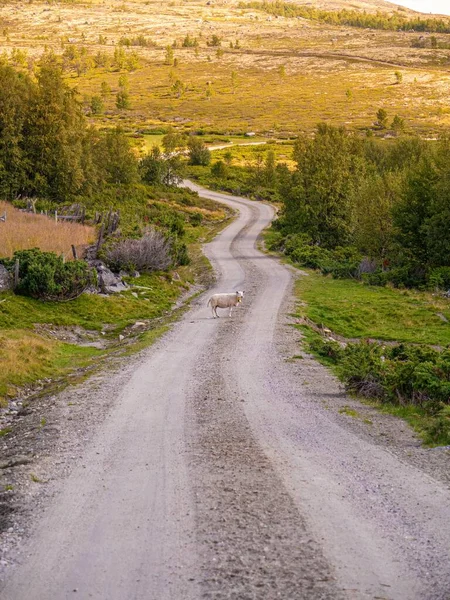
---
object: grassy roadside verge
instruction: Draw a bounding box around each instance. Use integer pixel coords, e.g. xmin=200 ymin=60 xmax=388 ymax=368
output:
xmin=0 ymin=202 xmax=232 ymax=409
xmin=292 ymin=270 xmax=450 ymax=446
xmin=295 ymin=271 xmax=450 ymax=347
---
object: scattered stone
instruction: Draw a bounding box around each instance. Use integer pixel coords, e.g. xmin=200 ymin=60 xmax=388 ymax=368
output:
xmin=0 ymin=265 xmax=12 ymax=292
xmin=118 ymin=335 xmax=124 ymax=342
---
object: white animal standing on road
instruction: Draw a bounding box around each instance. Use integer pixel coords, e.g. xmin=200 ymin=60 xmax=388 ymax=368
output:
xmin=207 ymin=291 xmax=244 ymax=318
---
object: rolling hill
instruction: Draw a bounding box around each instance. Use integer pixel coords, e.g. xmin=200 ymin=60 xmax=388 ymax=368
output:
xmin=1 ymin=0 xmax=449 ymax=136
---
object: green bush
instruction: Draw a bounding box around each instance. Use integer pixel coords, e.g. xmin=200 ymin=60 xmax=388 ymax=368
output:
xmin=171 ymin=237 xmax=190 ymax=266
xmin=189 ymin=212 xmax=203 ymax=226
xmin=362 ymin=270 xmax=391 ymax=287
xmin=337 ymin=341 xmax=386 ymax=399
xmin=337 ymin=341 xmax=450 ymax=412
xmin=308 ymin=336 xmax=343 ymax=362
xmin=284 ymin=235 xmax=331 ymax=269
xmin=305 ymin=333 xmax=450 ymax=445
xmin=362 ymin=263 xmax=427 ymax=289
xmin=386 ymin=345 xmax=450 ymax=409
xmin=265 ymin=230 xmax=284 ymax=251
xmin=428 ymin=266 xmax=450 ymax=290
xmin=384 ymin=265 xmax=427 ymax=288
xmin=319 ymin=246 xmax=361 ymax=279
xmin=283 ymin=235 xmax=361 ymax=278
xmin=6 ymin=249 xmax=95 ymax=301
xmin=211 ymin=160 xmax=229 ymax=179
xmin=188 ymin=138 xmax=211 ymax=166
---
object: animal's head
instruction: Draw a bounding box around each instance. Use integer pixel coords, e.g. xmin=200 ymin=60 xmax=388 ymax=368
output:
xmin=236 ymin=290 xmax=244 ymax=302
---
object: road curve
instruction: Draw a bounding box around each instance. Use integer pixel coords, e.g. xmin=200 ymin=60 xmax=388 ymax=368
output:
xmin=1 ymin=184 xmax=450 ymax=600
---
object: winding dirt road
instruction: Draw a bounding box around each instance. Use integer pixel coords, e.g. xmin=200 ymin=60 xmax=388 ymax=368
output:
xmin=1 ymin=185 xmax=450 ymax=600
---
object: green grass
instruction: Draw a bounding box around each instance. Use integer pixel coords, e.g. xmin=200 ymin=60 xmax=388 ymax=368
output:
xmin=339 ymin=405 xmax=360 ymax=417
xmin=296 ymin=273 xmax=450 ymax=445
xmin=0 ymin=273 xmax=181 ymax=406
xmin=377 ymin=403 xmax=444 ymax=446
xmin=141 ymin=133 xmax=165 ymax=151
xmin=209 ymin=141 xmax=293 ymax=165
xmin=0 ymin=260 xmax=206 ymax=405
xmin=357 ymin=399 xmax=450 ymax=447
xmin=296 ymin=271 xmax=450 ymax=346
xmin=0 ymin=273 xmax=181 ymax=333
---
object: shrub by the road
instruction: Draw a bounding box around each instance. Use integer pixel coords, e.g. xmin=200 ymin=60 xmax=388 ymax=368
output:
xmin=309 ymin=335 xmax=450 ymax=445
xmin=277 ymin=234 xmax=362 ymax=279
xmin=105 ymin=229 xmax=172 ymax=273
xmin=2 ymin=248 xmax=95 ymax=301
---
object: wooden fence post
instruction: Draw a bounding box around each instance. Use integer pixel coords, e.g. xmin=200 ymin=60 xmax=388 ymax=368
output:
xmin=95 ymin=222 xmax=105 ymax=257
xmin=106 ymin=208 xmax=112 ymax=234
xmin=71 ymin=245 xmax=78 ymax=260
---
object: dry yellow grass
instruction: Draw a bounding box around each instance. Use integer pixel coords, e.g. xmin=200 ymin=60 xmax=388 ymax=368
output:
xmin=0 ymin=201 xmax=95 ymax=260
xmin=2 ymin=0 xmax=450 ymax=136
xmin=0 ymin=331 xmax=57 ymax=406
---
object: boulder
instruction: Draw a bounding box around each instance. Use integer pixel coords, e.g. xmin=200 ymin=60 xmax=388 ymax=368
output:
xmin=0 ymin=265 xmax=12 ymax=292
xmin=92 ymin=262 xmax=128 ymax=294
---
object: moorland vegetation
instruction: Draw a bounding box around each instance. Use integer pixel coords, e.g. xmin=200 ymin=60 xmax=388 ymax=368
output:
xmin=2 ymin=0 xmax=450 ymax=136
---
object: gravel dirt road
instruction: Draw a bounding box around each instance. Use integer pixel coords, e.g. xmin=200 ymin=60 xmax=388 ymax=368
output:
xmin=1 ymin=184 xmax=450 ymax=600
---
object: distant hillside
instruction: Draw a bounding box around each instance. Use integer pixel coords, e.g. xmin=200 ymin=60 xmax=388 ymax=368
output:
xmin=240 ymin=1 xmax=450 ymax=31
xmin=258 ymin=0 xmax=413 ymax=13
xmin=0 ymin=0 xmax=449 ymax=136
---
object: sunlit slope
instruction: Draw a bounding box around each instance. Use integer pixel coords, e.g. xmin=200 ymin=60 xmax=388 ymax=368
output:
xmin=1 ymin=0 xmax=449 ymax=135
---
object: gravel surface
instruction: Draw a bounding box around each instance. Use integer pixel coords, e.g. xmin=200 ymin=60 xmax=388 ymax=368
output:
xmin=0 ymin=184 xmax=449 ymax=599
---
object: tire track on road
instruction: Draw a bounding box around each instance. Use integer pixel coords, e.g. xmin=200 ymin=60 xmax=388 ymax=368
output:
xmin=186 ymin=200 xmax=341 ymax=599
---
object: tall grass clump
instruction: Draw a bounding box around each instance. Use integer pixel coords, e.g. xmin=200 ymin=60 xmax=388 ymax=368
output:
xmin=105 ymin=228 xmax=172 ymax=273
